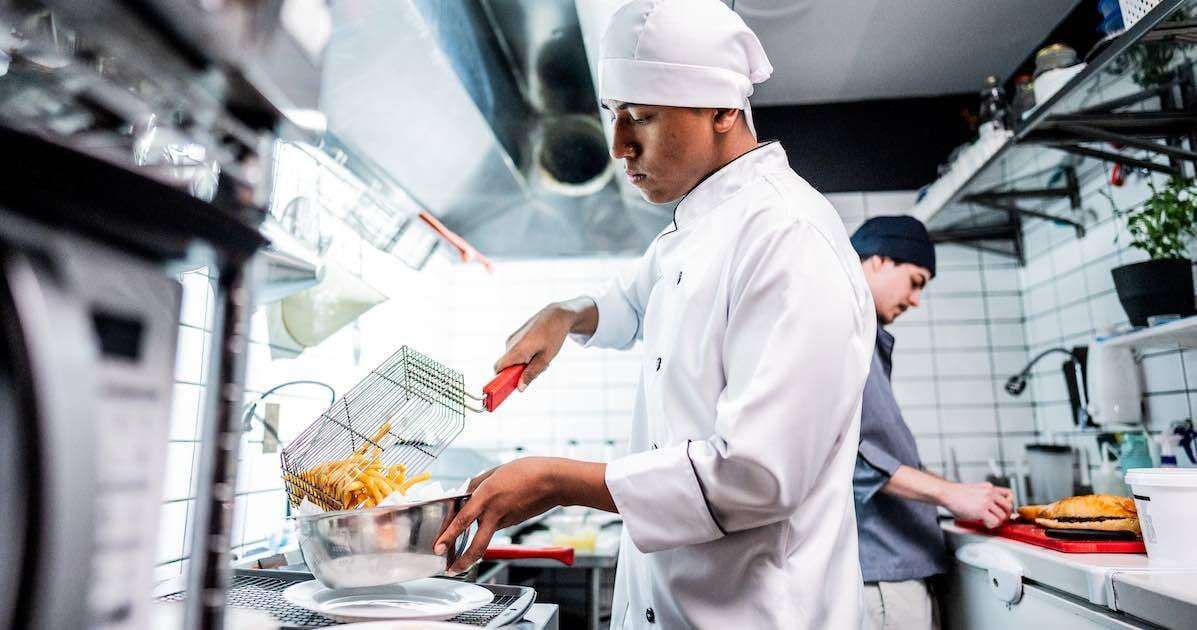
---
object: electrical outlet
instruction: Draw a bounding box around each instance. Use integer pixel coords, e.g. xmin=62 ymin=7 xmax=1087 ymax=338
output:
xmin=263 ymin=402 xmax=280 ymax=454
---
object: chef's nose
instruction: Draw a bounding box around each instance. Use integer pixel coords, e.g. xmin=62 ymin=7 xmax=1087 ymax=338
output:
xmin=611 ymin=119 xmax=636 ymax=160
xmin=909 ymin=288 xmax=922 ymax=307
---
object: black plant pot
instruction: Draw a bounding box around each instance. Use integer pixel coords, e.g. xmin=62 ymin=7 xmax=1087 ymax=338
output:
xmin=1111 ymin=258 xmax=1195 ymax=327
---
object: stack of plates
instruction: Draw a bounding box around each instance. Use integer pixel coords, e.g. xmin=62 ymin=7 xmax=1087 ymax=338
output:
xmin=336 ymin=623 xmax=476 ymax=629
xmin=283 ymin=578 xmax=494 ymax=624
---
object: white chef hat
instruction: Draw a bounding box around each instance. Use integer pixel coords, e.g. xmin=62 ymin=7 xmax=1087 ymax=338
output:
xmin=599 ymin=0 xmax=773 ymax=137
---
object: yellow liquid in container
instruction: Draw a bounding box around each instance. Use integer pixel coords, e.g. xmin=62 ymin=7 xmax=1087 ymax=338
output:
xmin=551 ymin=527 xmax=598 ymax=554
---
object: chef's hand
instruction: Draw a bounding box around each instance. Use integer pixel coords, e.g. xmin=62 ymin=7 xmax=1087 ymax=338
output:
xmin=495 ymin=297 xmax=598 ymax=391
xmin=941 ymin=482 xmax=1014 ymax=528
xmin=433 ymin=457 xmax=613 ymax=574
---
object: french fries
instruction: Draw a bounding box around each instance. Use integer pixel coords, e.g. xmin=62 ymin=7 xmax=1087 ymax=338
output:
xmin=286 ymin=422 xmax=432 ymax=510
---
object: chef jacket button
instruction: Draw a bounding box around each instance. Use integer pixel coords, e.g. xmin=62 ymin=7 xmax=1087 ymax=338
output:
xmin=676 ymin=271 xmax=682 ymax=285
xmin=655 ymin=357 xmax=662 ymax=371
xmin=646 ymin=608 xmax=655 ymax=623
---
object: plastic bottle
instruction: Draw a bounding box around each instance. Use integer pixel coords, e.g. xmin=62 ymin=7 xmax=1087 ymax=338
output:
xmin=1119 ymin=431 xmax=1154 ymax=471
xmin=1158 ymin=434 xmax=1178 ymax=467
xmin=268 ymin=519 xmax=296 ymax=554
xmin=1091 ymin=443 xmax=1127 ymax=496
xmin=978 ymin=75 xmax=1012 ymax=135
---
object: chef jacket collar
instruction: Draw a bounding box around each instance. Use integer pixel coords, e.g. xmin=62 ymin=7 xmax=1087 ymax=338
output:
xmin=672 ymin=141 xmax=787 ymax=230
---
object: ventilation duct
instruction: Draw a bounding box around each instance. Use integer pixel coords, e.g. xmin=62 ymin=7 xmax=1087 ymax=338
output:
xmin=314 ymin=0 xmax=671 ymax=259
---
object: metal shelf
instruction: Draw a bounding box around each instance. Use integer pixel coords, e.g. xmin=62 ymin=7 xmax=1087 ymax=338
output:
xmin=913 ymin=0 xmax=1195 ymax=263
xmin=1096 ymin=315 xmax=1197 ymax=350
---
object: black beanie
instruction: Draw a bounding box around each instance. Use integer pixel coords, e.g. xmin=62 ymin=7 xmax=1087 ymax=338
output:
xmin=850 ymin=216 xmax=936 ymax=277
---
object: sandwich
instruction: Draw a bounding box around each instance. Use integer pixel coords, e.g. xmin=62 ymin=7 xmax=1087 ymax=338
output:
xmin=1016 ymin=504 xmax=1046 ymax=522
xmin=1034 ymin=494 xmax=1140 ymax=534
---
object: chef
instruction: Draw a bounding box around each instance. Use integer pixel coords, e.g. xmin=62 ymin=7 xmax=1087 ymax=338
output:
xmin=850 ymin=216 xmax=1015 ymax=630
xmin=434 ymin=1 xmax=875 ymax=627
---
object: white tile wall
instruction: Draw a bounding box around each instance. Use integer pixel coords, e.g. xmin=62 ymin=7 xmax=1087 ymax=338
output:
xmin=156 ymin=268 xmax=212 ymax=581
xmin=1015 ymin=162 xmax=1196 ymax=473
xmin=829 ymin=192 xmax=1031 ymax=483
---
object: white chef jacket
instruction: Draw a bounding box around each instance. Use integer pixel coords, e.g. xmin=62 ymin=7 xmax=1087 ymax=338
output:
xmin=575 ymin=142 xmax=876 ymax=629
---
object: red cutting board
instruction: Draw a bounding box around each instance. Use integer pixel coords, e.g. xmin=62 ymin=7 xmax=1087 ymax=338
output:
xmin=954 ymin=520 xmax=1146 ymax=553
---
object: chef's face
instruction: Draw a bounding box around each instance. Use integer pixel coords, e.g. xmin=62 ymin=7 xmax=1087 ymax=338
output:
xmin=862 ymin=256 xmax=931 ymax=325
xmin=602 ymin=100 xmax=728 ymax=204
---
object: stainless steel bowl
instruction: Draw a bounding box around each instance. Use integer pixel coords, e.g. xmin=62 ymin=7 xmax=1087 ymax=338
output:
xmin=296 ymin=494 xmax=470 ymax=589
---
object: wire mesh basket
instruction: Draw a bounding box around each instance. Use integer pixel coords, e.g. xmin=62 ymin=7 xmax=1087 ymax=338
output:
xmin=281 ymin=345 xmax=523 ymax=511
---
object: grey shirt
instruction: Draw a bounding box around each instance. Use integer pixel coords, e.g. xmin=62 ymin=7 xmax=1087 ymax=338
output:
xmin=854 ymin=327 xmax=949 ymax=582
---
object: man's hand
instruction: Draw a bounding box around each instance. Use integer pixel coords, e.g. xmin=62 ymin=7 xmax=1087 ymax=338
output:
xmin=939 ymin=482 xmax=1014 ymax=528
xmin=879 ymin=465 xmax=1014 ymax=529
xmin=494 ymin=298 xmax=597 ymax=391
xmin=433 ymin=457 xmax=614 ymax=574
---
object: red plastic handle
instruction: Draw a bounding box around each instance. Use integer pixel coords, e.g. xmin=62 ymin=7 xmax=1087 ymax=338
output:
xmin=1111 ymin=162 xmax=1126 ymax=187
xmin=418 ymin=211 xmax=494 ymax=272
xmin=483 ymin=364 xmax=525 ymax=412
xmin=483 ymin=544 xmax=575 ymax=566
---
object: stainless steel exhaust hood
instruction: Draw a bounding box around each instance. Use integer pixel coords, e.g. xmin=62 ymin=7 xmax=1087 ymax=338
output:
xmin=318 ymin=0 xmax=671 ymax=258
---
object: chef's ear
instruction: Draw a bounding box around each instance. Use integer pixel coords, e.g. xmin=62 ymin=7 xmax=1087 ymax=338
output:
xmin=712 ymin=108 xmax=742 ymax=133
xmin=861 ymin=255 xmax=895 ymax=274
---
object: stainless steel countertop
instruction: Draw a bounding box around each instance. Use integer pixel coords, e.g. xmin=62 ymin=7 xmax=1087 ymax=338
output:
xmin=1109 ymin=571 xmax=1197 ymax=630
xmin=497 ymin=553 xmax=617 ymax=570
xmin=517 ymin=603 xmax=559 ymax=630
xmin=941 ymin=522 xmax=1197 ymax=626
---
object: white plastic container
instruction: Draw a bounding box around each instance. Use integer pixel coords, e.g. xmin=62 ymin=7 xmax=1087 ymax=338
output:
xmin=1125 ymin=468 xmax=1197 ymax=566
xmin=1033 ymin=63 xmax=1086 ymax=107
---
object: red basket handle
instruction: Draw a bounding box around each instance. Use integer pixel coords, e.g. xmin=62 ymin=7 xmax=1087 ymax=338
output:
xmin=483 ymin=544 xmax=575 ymax=566
xmin=483 ymin=364 xmax=525 ymax=412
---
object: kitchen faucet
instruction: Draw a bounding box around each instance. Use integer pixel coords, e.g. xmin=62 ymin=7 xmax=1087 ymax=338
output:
xmin=1006 ymin=346 xmax=1093 ymax=427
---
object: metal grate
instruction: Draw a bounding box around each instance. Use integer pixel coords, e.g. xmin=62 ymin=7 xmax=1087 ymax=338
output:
xmin=280 ymin=346 xmax=471 ymax=510
xmin=1121 ymin=0 xmax=1163 ymax=30
xmin=157 ymin=574 xmax=522 ymax=628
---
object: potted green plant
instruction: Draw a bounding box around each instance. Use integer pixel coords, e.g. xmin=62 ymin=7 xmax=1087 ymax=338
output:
xmin=1112 ymin=176 xmax=1197 ymax=327
xmin=1120 ymin=8 xmax=1187 ymax=89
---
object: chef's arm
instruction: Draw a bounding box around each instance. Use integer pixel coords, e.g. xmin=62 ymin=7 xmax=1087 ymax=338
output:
xmin=878 ymin=464 xmax=1015 ymax=528
xmin=496 ymin=243 xmax=656 ymax=389
xmin=493 ymin=298 xmax=597 ymax=390
xmin=554 ymin=459 xmax=617 ymax=512
xmin=881 ymin=465 xmax=954 ymax=503
xmin=434 ymin=457 xmax=616 ymax=572
xmin=558 ymin=297 xmax=599 ymax=336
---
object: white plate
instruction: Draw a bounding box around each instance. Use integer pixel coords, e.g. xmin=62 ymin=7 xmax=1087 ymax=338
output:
xmin=337 ymin=622 xmax=477 ymax=629
xmin=282 ymin=578 xmax=494 ymax=623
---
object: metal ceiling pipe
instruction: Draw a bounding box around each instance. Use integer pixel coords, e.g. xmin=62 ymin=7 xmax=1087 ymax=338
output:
xmin=320 ymin=0 xmax=669 ymax=257
xmin=440 ymin=0 xmax=667 ymax=255
xmin=481 ymin=0 xmax=597 ymax=117
xmin=321 ymin=0 xmax=532 ymax=233
xmin=533 ymin=114 xmax=613 ymax=197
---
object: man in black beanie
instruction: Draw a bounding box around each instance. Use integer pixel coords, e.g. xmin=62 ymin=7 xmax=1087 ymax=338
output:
xmin=849 ymin=216 xmax=1014 ymax=630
